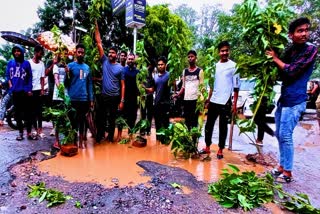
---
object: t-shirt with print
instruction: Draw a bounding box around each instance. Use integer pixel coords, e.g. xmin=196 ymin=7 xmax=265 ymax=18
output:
xmin=183 ymin=67 xmax=203 ymax=101
xmin=210 ymin=59 xmax=239 ymax=105
xmin=52 ymin=64 xmax=68 ymax=101
xmin=29 ymin=59 xmax=45 ymax=91
xmin=101 ymin=55 xmax=124 ymax=96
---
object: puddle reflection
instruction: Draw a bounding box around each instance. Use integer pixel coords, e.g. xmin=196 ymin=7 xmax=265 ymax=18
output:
xmin=38 ymin=130 xmax=265 ymax=187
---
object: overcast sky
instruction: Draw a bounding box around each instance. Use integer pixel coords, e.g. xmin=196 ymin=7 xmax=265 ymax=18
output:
xmin=0 ymin=0 xmax=242 ymax=44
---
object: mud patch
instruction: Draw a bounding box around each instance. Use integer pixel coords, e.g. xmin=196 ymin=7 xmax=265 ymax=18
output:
xmin=245 ymin=153 xmax=277 ymax=167
xmin=1 ymin=152 xmax=275 ymax=213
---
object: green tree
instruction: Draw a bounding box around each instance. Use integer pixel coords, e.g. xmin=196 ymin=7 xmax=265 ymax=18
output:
xmin=33 ymin=0 xmax=133 ymax=50
xmin=141 ymin=4 xmax=193 ymax=62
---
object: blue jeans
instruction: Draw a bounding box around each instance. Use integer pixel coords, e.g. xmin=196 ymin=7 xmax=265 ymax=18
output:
xmin=275 ymin=102 xmax=306 ymax=171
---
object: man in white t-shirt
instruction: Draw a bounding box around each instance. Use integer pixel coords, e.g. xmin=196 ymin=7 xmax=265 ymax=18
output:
xmin=201 ymin=41 xmax=240 ymax=159
xmin=29 ymin=45 xmax=45 ymax=139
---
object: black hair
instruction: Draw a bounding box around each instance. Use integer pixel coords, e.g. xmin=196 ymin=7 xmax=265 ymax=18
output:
xmin=288 ymin=17 xmax=311 ymax=34
xmin=128 ymin=52 xmax=135 ymax=57
xmin=157 ymin=56 xmax=167 ymax=64
xmin=109 ymin=46 xmax=118 ymax=53
xmin=34 ymin=45 xmax=44 ymax=53
xmin=187 ymin=50 xmax=197 ymax=56
xmin=217 ymin=41 xmax=230 ymax=51
xmin=120 ymin=50 xmax=127 ymax=56
xmin=76 ymin=43 xmax=85 ymax=50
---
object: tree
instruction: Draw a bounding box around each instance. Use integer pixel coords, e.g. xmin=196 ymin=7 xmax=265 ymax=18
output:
xmin=141 ymin=4 xmax=193 ymax=63
xmin=33 ymin=0 xmax=133 ymax=50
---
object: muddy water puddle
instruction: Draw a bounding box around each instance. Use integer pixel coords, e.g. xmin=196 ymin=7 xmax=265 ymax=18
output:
xmin=38 ymin=130 xmax=265 ymax=187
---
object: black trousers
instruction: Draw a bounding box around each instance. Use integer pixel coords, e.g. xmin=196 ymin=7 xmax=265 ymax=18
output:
xmin=254 ymin=105 xmax=274 ymax=141
xmin=140 ymin=95 xmax=153 ymax=133
xmin=183 ymin=100 xmax=198 ymax=130
xmin=120 ymin=97 xmax=138 ymax=132
xmin=154 ymin=102 xmax=169 ymax=133
xmin=31 ymin=90 xmax=43 ymax=130
xmin=205 ymin=101 xmax=231 ymax=149
xmin=70 ymin=101 xmax=90 ymax=137
xmin=12 ymin=91 xmax=32 ymax=134
xmin=96 ymin=94 xmax=119 ymax=142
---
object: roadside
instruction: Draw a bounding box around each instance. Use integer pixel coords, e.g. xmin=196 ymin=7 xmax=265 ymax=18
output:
xmin=0 ymin=115 xmax=319 ymax=213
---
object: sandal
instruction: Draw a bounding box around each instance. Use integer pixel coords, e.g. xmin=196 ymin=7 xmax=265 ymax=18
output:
xmin=270 ymin=168 xmax=282 ymax=177
xmin=16 ymin=135 xmax=24 ymax=141
xmin=27 ymin=135 xmax=38 ymax=140
xmin=276 ymin=174 xmax=294 ymax=183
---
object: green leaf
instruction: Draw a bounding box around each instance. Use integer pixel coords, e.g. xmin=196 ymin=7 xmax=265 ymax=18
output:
xmin=39 ymin=191 xmax=47 ymax=203
xmin=170 ymin=182 xmax=182 ymax=189
xmin=228 ymin=164 xmax=240 ymax=173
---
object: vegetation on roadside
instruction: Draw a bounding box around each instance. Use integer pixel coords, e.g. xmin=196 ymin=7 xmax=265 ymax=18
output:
xmin=208 ymin=164 xmax=320 ymax=213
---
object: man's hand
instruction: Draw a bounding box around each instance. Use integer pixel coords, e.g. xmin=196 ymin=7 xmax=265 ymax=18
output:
xmin=118 ymin=102 xmax=124 ymax=111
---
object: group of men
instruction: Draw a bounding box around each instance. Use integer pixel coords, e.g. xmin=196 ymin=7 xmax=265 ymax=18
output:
xmin=2 ymin=17 xmax=318 ymax=184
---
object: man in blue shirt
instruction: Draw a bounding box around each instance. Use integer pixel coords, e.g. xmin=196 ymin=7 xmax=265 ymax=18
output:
xmin=95 ymin=20 xmax=125 ymax=143
xmin=266 ymin=17 xmax=318 ymax=183
xmin=154 ymin=56 xmax=170 ymax=142
xmin=66 ymin=44 xmax=94 ymax=148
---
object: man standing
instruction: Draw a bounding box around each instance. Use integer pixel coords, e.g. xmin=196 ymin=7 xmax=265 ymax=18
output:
xmin=29 ymin=45 xmax=45 ymax=139
xmin=203 ymin=41 xmax=239 ymax=159
xmin=154 ymin=56 xmax=170 ymax=141
xmin=5 ymin=45 xmax=33 ymax=141
xmin=95 ymin=20 xmax=125 ymax=142
xmin=119 ymin=50 xmax=127 ymax=67
xmin=266 ymin=17 xmax=318 ymax=183
xmin=174 ymin=50 xmax=204 ymax=130
xmin=66 ymin=44 xmax=94 ymax=148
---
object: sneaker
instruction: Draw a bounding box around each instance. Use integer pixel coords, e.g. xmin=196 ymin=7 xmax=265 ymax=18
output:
xmin=50 ymin=128 xmax=55 ymax=136
xmin=276 ymin=174 xmax=294 ymax=183
xmin=199 ymin=147 xmax=211 ymax=154
xmin=270 ymin=168 xmax=282 ymax=177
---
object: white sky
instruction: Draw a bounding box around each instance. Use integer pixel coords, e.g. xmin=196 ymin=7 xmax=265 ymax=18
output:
xmin=0 ymin=0 xmax=242 ymax=45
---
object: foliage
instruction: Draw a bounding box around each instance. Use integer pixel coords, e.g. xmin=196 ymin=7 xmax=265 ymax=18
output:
xmin=34 ymin=0 xmax=132 ymax=49
xmin=141 ymin=4 xmax=192 ymax=64
xmin=170 ymin=182 xmax=182 ymax=189
xmin=74 ymin=200 xmax=82 ymax=208
xmin=43 ymin=84 xmax=77 ymax=145
xmin=208 ymin=164 xmax=274 ymax=211
xmin=157 ymin=122 xmax=201 ymax=158
xmin=115 ymin=117 xmax=149 ymax=144
xmin=231 ymin=0 xmax=294 ymax=135
xmin=28 ymin=182 xmax=72 ymax=208
xmin=208 ymin=165 xmax=320 ymax=213
xmin=135 ymin=40 xmax=149 ymax=108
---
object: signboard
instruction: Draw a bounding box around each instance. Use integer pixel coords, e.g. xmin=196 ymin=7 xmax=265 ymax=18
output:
xmin=125 ymin=0 xmax=146 ymax=29
xmin=111 ymin=0 xmax=126 ymax=15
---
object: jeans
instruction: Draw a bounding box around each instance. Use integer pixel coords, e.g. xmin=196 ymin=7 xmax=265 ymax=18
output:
xmin=275 ymin=101 xmax=306 ymax=171
xmin=183 ymin=100 xmax=198 ymax=130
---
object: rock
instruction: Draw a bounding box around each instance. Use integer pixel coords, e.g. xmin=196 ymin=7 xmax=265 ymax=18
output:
xmin=20 ymin=205 xmax=27 ymax=210
xmin=10 ymin=182 xmax=16 ymax=187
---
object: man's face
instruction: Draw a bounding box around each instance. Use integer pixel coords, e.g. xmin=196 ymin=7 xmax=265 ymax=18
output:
xmin=35 ymin=51 xmax=44 ymax=61
xmin=219 ymin=46 xmax=230 ymax=62
xmin=188 ymin=54 xmax=196 ymax=66
xmin=76 ymin=48 xmax=85 ymax=63
xmin=108 ymin=49 xmax=117 ymax=62
xmin=13 ymin=48 xmax=22 ymax=59
xmin=127 ymin=55 xmax=135 ymax=67
xmin=289 ymin=23 xmax=310 ymax=44
xmin=157 ymin=60 xmax=166 ymax=73
xmin=120 ymin=53 xmax=127 ymax=65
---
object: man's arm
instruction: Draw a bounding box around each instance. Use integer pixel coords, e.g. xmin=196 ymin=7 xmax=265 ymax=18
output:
xmin=95 ymin=20 xmax=104 ymax=58
xmin=119 ymin=79 xmax=125 ymax=111
xmin=266 ymin=46 xmax=318 ymax=78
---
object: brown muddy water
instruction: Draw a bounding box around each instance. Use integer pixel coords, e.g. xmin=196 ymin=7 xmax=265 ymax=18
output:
xmin=38 ymin=129 xmax=265 ymax=188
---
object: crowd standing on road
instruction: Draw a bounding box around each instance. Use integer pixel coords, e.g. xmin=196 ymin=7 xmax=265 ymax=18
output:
xmin=1 ymin=17 xmax=318 ymax=185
